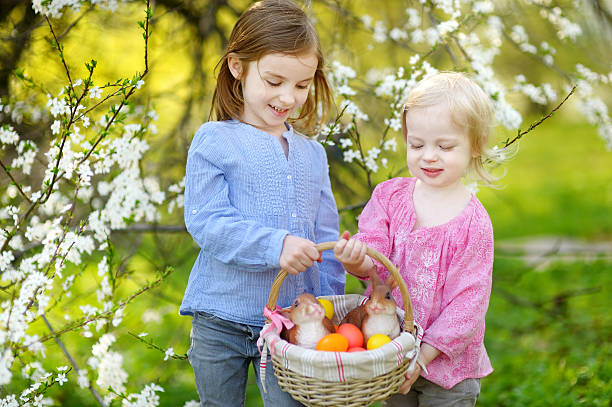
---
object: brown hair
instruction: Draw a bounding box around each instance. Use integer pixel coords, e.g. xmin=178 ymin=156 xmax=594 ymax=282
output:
xmin=402 ymin=72 xmax=503 ymax=185
xmin=210 ymin=0 xmax=333 ymax=133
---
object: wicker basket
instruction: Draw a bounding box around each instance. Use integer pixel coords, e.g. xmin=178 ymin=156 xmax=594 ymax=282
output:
xmin=261 ymin=241 xmax=421 ymax=407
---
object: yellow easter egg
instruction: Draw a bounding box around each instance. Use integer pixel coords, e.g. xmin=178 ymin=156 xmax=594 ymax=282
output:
xmin=318 ymin=298 xmax=334 ymax=320
xmin=366 ymin=334 xmax=391 ymax=350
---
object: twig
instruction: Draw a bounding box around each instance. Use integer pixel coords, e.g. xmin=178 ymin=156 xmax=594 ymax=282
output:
xmin=128 ymin=332 xmax=188 ymax=360
xmin=503 ymin=85 xmax=577 ymax=149
xmin=57 ymin=5 xmax=95 ymax=41
xmin=30 ymin=266 xmax=173 ymax=345
xmin=42 ymin=315 xmax=106 ymax=406
xmin=0 ymin=159 xmax=32 ymax=203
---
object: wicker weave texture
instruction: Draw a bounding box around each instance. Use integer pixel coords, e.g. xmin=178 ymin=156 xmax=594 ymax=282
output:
xmin=273 ymin=357 xmax=410 ymax=407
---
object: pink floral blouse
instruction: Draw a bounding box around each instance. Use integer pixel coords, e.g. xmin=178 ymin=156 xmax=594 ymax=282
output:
xmin=354 ymin=177 xmax=494 ymax=389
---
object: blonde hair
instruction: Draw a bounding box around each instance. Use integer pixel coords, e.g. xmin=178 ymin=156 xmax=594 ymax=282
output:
xmin=210 ymin=0 xmax=332 ymax=133
xmin=402 ymin=72 xmax=501 ymax=184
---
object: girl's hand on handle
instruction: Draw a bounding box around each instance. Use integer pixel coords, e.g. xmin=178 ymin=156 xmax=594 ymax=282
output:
xmin=334 ymin=231 xmax=367 ymax=266
xmin=333 ymin=230 xmax=373 ymax=278
xmin=280 ymin=235 xmax=321 ymax=275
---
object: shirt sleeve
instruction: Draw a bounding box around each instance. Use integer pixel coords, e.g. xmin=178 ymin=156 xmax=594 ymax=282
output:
xmin=184 ymin=127 xmax=289 ymax=270
xmin=422 ymin=211 xmax=494 ymax=361
xmin=313 ymin=146 xmax=345 ymax=295
xmin=353 ymin=181 xmax=394 ymax=282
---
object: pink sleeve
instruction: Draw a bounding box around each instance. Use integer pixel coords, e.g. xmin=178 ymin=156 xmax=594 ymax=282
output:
xmin=422 ymin=211 xmax=494 ymax=360
xmin=352 ymin=181 xmax=393 ymax=281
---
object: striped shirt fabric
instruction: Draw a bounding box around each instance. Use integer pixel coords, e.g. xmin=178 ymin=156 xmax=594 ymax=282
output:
xmin=180 ymin=120 xmax=345 ymax=326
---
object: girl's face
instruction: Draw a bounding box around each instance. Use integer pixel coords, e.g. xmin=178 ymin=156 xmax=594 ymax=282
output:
xmin=404 ymin=103 xmax=475 ymax=190
xmin=229 ymin=52 xmax=318 ymax=138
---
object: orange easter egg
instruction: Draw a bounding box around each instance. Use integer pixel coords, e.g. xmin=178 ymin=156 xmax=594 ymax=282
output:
xmin=315 ymin=333 xmax=349 ymax=352
xmin=347 ymin=347 xmax=366 ymax=352
xmin=366 ymin=334 xmax=391 ymax=350
xmin=337 ymin=323 xmax=364 ymax=349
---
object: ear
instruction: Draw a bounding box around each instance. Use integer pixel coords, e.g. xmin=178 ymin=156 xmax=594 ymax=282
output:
xmin=367 ymin=267 xmax=383 ymax=287
xmin=227 ymin=54 xmax=243 ymax=80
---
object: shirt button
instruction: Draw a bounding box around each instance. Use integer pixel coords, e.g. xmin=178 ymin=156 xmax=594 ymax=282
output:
xmin=192 ymin=210 xmax=197 ymax=214
xmin=291 ymin=213 xmax=297 ymax=218
xmin=287 ymin=175 xmax=292 ymax=180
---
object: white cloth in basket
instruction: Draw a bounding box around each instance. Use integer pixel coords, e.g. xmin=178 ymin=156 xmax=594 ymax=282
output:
xmin=259 ymin=294 xmax=423 ymax=390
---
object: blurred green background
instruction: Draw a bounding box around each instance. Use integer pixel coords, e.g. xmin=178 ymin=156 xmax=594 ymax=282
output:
xmin=1 ymin=0 xmax=611 ymax=406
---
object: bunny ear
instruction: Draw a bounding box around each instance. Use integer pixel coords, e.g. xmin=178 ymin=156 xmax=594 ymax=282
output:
xmin=367 ymin=266 xmax=383 ymax=286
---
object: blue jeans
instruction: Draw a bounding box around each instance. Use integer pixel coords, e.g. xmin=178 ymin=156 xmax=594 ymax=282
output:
xmin=187 ymin=311 xmax=304 ymax=407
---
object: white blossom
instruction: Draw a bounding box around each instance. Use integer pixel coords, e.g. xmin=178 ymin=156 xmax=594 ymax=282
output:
xmin=389 ymin=28 xmax=408 ymax=41
xmin=88 ymin=86 xmax=102 ymax=99
xmin=46 ymin=96 xmax=70 ymax=117
xmin=55 ymin=373 xmax=68 ymax=385
xmin=361 ymin=14 xmax=372 ymax=29
xmin=405 ymin=8 xmax=420 ymax=28
xmin=0 ymin=349 xmax=14 ymax=385
xmin=0 ymin=125 xmax=19 ymax=145
xmin=77 ymin=369 xmax=90 ymax=388
xmin=343 ymin=149 xmax=362 ymax=163
xmin=163 ymin=347 xmax=174 ymax=361
xmin=373 ymin=21 xmax=387 ymax=43
xmin=383 ymin=138 xmax=397 ymax=152
xmin=339 ymin=138 xmax=353 ymax=149
xmin=122 ymin=383 xmax=164 ymax=407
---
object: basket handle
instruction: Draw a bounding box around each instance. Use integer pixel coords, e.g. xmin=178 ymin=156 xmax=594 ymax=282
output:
xmin=266 ymin=241 xmax=414 ymax=334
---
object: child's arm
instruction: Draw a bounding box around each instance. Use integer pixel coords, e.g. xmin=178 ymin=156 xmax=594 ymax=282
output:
xmin=185 ymin=127 xmax=302 ymax=271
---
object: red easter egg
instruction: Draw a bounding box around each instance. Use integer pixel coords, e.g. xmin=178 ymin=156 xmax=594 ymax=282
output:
xmin=347 ymin=347 xmax=367 ymax=352
xmin=337 ymin=323 xmax=364 ymax=349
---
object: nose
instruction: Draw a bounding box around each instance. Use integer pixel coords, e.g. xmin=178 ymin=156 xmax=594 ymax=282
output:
xmin=422 ymin=146 xmax=438 ymax=162
xmin=279 ymin=89 xmax=295 ymax=106
xmin=307 ymin=304 xmax=320 ymax=316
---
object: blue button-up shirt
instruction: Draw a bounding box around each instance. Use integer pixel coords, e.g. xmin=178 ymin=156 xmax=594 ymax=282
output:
xmin=180 ymin=120 xmax=345 ymax=326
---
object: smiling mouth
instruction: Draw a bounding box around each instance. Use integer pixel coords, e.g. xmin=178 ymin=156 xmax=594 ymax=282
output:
xmin=269 ymin=104 xmax=290 ymax=114
xmin=422 ymin=168 xmax=443 ymax=176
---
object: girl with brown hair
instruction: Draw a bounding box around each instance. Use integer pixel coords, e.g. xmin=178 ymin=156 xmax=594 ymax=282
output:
xmin=180 ymin=1 xmax=343 ymax=405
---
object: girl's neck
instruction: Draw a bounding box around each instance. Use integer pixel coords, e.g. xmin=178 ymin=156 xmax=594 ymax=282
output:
xmin=414 ymin=178 xmax=469 ymax=200
xmin=412 ymin=179 xmax=472 ymax=229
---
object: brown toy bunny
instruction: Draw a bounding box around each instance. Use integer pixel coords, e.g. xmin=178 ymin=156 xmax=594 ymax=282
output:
xmin=340 ymin=268 xmax=400 ymax=343
xmin=280 ymin=293 xmax=335 ymax=349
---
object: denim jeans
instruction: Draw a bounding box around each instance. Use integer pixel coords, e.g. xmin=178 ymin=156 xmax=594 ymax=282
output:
xmin=383 ymin=377 xmax=481 ymax=407
xmin=187 ymin=311 xmax=304 ymax=407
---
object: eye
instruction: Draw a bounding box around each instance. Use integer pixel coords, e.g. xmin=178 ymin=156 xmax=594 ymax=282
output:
xmin=293 ymin=300 xmax=299 ymax=307
xmin=296 ymin=83 xmax=310 ymax=90
xmin=266 ymin=80 xmax=281 ymax=87
xmin=439 ymin=145 xmax=455 ymax=151
xmin=409 ymin=144 xmax=423 ymax=150
xmin=385 ymin=293 xmax=392 ymax=300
